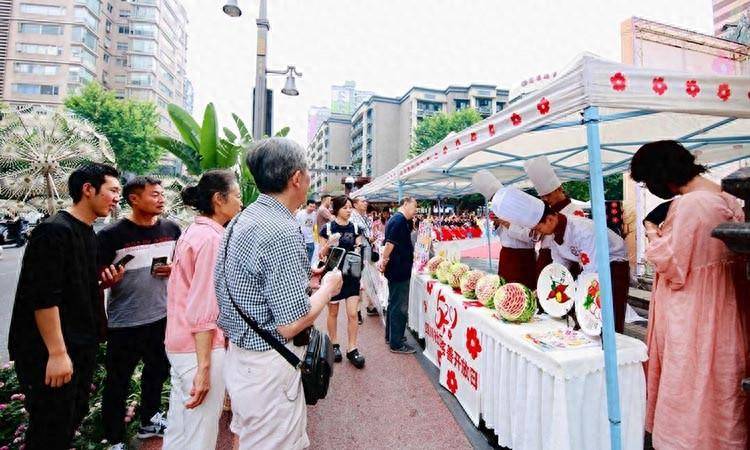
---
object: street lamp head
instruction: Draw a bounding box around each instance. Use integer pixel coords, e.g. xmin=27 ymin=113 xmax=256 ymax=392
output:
xmin=281 ymin=73 xmax=299 ymax=96
xmin=222 ymin=0 xmax=242 ymax=17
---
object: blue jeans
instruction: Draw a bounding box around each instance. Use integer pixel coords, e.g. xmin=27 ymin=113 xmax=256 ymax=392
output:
xmin=386 ymin=279 xmax=410 ymax=349
xmin=305 ymin=243 xmax=315 ymax=264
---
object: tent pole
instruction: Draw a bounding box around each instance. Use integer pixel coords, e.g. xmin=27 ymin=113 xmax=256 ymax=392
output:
xmin=584 ymin=106 xmax=622 ymax=450
xmin=484 ymin=199 xmax=493 ymax=272
xmin=397 ymin=181 xmax=404 ymax=203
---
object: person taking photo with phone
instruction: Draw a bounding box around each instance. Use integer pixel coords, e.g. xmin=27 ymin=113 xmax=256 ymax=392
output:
xmin=97 ymin=176 xmax=181 ymax=449
xmin=8 ymin=163 xmax=122 ymax=450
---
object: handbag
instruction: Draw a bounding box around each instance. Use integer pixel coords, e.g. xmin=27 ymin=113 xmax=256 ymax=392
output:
xmin=222 ymin=218 xmax=334 ymax=405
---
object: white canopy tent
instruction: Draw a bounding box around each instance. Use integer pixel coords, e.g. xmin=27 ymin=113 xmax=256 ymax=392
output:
xmin=354 ymin=53 xmax=750 ymax=450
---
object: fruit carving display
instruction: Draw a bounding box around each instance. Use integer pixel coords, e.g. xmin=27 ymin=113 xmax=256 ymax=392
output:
xmin=427 ymin=256 xmax=445 ymax=278
xmin=494 ymin=283 xmax=537 ymax=323
xmin=447 ymin=263 xmax=470 ymax=289
xmin=475 ymin=274 xmax=504 ymax=308
xmin=459 ymin=270 xmax=484 ymax=299
xmin=436 ymin=260 xmax=453 ymax=284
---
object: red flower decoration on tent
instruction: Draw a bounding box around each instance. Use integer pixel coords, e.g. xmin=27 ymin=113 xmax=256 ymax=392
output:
xmin=455 ymin=139 xmax=461 ymax=148
xmin=510 ymin=113 xmax=522 ymax=126
xmin=547 ymin=283 xmax=570 ymax=304
xmin=443 ymin=145 xmax=448 ymax=155
xmin=573 ymin=210 xmax=586 ymax=217
xmin=466 ymin=327 xmax=482 ymax=359
xmin=652 ymin=77 xmax=668 ymax=95
xmin=470 ymin=132 xmax=477 ymax=141
xmin=579 ymin=252 xmax=590 ymax=266
xmin=488 ymin=123 xmax=496 ymax=136
xmin=446 ymin=370 xmax=458 ymax=394
xmin=537 ymin=97 xmax=551 ymax=115
xmin=717 ymin=83 xmax=731 ymax=101
xmin=610 ymin=72 xmax=627 ymax=91
xmin=685 ymin=80 xmax=700 ymax=98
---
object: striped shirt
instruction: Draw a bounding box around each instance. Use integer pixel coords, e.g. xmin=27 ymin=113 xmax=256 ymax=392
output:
xmin=215 ymin=194 xmax=311 ymax=351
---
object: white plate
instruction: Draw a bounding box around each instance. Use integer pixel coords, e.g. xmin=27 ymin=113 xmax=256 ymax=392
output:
xmin=575 ymin=272 xmax=603 ymax=336
xmin=536 ymin=263 xmax=575 ymax=318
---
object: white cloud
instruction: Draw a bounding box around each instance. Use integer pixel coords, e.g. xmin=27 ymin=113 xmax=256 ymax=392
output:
xmin=182 ymin=0 xmax=714 ymax=145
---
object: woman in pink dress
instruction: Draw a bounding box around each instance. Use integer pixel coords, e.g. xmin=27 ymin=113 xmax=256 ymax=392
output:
xmin=631 ymin=140 xmax=749 ymax=450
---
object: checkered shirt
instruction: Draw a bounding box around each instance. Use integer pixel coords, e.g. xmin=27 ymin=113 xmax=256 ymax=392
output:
xmin=215 ymin=194 xmax=311 ymax=351
xmin=350 ymin=211 xmax=372 ymax=239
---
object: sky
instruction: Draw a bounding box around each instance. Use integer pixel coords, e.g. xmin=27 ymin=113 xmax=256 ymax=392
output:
xmin=181 ymin=0 xmax=715 ymax=146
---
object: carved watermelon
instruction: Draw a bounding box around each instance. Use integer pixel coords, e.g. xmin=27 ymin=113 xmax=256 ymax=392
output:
xmin=494 ymin=283 xmax=536 ymax=323
xmin=459 ymin=270 xmax=485 ymax=299
xmin=448 ymin=263 xmax=470 ymax=288
xmin=476 ymin=274 xmax=504 ymax=308
xmin=427 ymin=256 xmax=445 ymax=278
xmin=436 ymin=261 xmax=453 ymax=284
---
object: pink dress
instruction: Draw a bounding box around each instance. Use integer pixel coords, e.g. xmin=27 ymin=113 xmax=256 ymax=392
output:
xmin=645 ymin=190 xmax=749 ymax=450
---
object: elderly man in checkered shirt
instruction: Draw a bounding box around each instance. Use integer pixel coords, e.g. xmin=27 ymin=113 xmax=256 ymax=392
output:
xmin=215 ymin=138 xmax=342 ymax=450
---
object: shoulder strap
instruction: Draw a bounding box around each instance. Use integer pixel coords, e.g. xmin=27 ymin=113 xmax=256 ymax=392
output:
xmin=326 ymin=221 xmax=331 ymax=237
xmin=222 ymin=218 xmax=302 ymax=369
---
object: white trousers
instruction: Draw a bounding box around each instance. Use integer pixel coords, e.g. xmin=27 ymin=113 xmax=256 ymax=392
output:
xmin=224 ymin=342 xmax=309 ymax=450
xmin=163 ymin=348 xmax=226 ymax=450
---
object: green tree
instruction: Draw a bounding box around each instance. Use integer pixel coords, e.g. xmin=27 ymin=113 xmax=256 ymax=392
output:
xmin=64 ymin=82 xmax=162 ymax=174
xmin=562 ymin=173 xmax=623 ymax=201
xmin=409 ymin=108 xmax=483 ymax=157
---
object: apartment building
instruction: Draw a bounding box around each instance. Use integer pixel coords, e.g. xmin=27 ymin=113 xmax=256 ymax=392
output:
xmin=350 ymin=84 xmax=509 ymax=179
xmin=2 ymin=0 xmax=191 ymax=146
xmin=307 ymin=113 xmax=352 ymax=195
xmin=713 ymin=0 xmax=750 ymax=35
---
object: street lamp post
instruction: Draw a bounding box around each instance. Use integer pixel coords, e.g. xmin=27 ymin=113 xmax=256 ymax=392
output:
xmin=223 ymin=0 xmax=302 ymax=141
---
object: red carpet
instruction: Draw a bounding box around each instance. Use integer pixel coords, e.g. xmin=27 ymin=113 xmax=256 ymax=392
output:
xmin=460 ymin=242 xmax=501 ymax=259
xmin=138 ymin=305 xmax=471 ymax=449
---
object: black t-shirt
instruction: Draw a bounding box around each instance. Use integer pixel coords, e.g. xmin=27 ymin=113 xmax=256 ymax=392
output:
xmin=319 ymin=220 xmax=362 ymax=253
xmin=97 ymin=218 xmax=181 ymax=328
xmin=384 ymin=212 xmax=414 ymax=283
xmin=8 ymin=211 xmax=102 ymax=360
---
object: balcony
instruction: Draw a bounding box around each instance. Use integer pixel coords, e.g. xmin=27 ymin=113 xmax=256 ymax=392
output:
xmin=416 ymin=108 xmax=441 ymax=118
xmin=476 ymin=105 xmax=493 ymax=116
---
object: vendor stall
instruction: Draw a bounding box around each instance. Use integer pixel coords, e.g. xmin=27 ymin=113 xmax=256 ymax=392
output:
xmin=355 ymin=53 xmax=750 ymax=450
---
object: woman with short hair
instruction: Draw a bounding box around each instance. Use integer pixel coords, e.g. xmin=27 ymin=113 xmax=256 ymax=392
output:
xmin=630 ymin=140 xmax=748 ymax=450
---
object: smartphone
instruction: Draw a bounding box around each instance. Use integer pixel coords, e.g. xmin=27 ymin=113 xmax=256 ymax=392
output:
xmin=324 ymin=247 xmax=345 ymax=273
xmin=150 ymin=256 xmax=168 ymax=274
xmin=114 ymin=254 xmax=135 ymax=268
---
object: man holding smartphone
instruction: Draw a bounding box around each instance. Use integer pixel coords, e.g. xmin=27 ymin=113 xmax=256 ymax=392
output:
xmin=8 ymin=164 xmax=122 ymax=449
xmin=97 ymin=176 xmax=181 ymax=448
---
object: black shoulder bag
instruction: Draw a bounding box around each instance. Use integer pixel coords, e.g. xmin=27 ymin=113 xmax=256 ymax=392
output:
xmin=222 ymin=218 xmax=334 ymax=405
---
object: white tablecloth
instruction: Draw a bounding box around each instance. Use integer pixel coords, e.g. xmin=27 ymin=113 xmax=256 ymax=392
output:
xmin=408 ymin=273 xmax=647 ymax=450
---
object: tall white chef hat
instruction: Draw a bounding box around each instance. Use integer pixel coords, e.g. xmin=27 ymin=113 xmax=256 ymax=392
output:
xmin=491 ymin=187 xmax=545 ymax=228
xmin=524 ymin=156 xmax=561 ymax=196
xmin=471 ymin=170 xmax=545 ymax=228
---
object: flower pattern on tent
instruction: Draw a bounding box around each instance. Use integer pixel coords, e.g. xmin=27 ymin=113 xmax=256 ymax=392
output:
xmin=537 ymin=97 xmax=551 ymax=115
xmin=470 ymin=132 xmax=477 ymax=142
xmin=686 ymin=80 xmax=701 ymax=98
xmin=488 ymin=123 xmax=496 ymax=136
xmin=510 ymin=113 xmax=522 ymax=126
xmin=652 ymin=77 xmax=668 ymax=95
xmin=610 ymin=72 xmax=627 ymax=91
xmin=717 ymin=83 xmax=731 ymax=101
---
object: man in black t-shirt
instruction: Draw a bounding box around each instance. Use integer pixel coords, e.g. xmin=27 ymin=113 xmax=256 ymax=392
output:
xmin=97 ymin=176 xmax=181 ymax=446
xmin=379 ymin=197 xmax=417 ymax=354
xmin=8 ymin=163 xmax=123 ymax=450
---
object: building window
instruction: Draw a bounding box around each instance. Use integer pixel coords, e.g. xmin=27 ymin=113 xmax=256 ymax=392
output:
xmin=116 ymin=41 xmax=128 ymax=51
xmin=20 ymin=3 xmax=66 ymax=15
xmin=119 ymin=9 xmax=130 ymax=18
xmin=75 ymin=0 xmax=100 ymax=14
xmin=104 ymin=36 xmax=111 ymax=48
xmin=71 ymin=46 xmax=98 ymax=69
xmin=72 ymin=26 xmax=98 ymax=50
xmin=12 ymin=83 xmax=59 ymax=96
xmin=105 ymin=19 xmax=112 ymax=33
xmin=16 ymin=43 xmax=62 ymax=56
xmin=74 ymin=6 xmax=99 ymax=29
xmin=159 ymin=64 xmax=175 ymax=83
xmin=115 ymin=90 xmax=125 ymax=99
xmin=68 ymin=66 xmax=95 ymax=84
xmin=114 ymin=74 xmax=127 ymax=84
xmin=106 ymin=2 xmax=113 ymax=13
xmin=130 ymin=55 xmax=155 ymax=70
xmin=496 ymin=102 xmax=505 ymax=112
xmin=454 ymin=99 xmax=470 ymax=110
xmin=115 ymin=57 xmax=127 ymax=67
xmin=133 ymin=6 xmax=158 ymax=20
xmin=131 ymin=22 xmax=156 ymax=37
xmin=14 ymin=63 xmax=59 ymax=75
xmin=103 ymin=53 xmax=110 ymax=63
xmin=159 ymin=81 xmax=173 ymax=98
xmin=130 ymin=73 xmax=153 ymax=86
xmin=117 ymin=25 xmax=130 ymax=34
xmin=132 ymin=39 xmax=156 ymax=54
xmin=18 ymin=23 xmax=63 ymax=35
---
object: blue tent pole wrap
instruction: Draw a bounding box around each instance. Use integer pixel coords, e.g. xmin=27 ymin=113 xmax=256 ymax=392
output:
xmin=584 ymin=106 xmax=622 ymax=450
xmin=397 ymin=181 xmax=404 ymax=202
xmin=484 ymin=199 xmax=493 ymax=272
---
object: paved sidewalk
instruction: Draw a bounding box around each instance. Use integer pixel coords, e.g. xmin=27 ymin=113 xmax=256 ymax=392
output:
xmin=140 ymin=305 xmax=473 ymax=449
